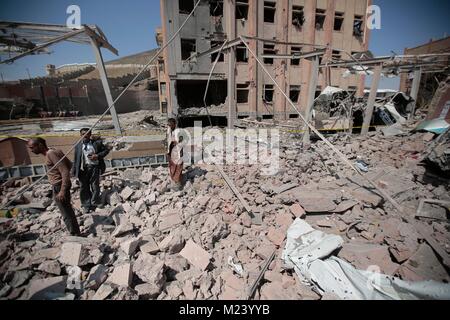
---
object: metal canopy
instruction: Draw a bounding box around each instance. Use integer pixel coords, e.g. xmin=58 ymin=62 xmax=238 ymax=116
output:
xmin=0 ymin=21 xmax=122 ymax=136
xmin=0 ymin=21 xmax=118 ymax=64
xmin=321 ymin=53 xmax=450 ymax=74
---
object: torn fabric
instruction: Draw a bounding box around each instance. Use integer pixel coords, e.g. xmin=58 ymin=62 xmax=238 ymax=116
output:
xmin=282 ymin=218 xmax=450 ymax=300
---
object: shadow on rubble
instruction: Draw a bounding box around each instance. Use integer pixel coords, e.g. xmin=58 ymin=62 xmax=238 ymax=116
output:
xmin=184 ymin=167 xmax=208 ymax=182
xmin=421 ymin=161 xmax=450 ymax=185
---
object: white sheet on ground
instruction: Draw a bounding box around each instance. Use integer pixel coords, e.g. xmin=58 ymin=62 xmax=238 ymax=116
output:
xmin=282 ymin=218 xmax=450 ymax=300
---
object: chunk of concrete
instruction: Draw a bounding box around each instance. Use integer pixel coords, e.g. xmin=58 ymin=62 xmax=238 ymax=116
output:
xmin=140 ymin=237 xmax=160 ymax=255
xmin=338 ymin=243 xmax=399 ymax=275
xmin=37 ymin=260 xmax=62 ymax=276
xmin=91 ymin=283 xmax=116 ymax=300
xmin=179 ymin=240 xmax=211 ymax=271
xmin=134 ymin=283 xmax=161 ymax=299
xmin=59 ymin=242 xmax=88 ymax=266
xmin=27 ymin=276 xmax=67 ymax=300
xmin=398 ymin=243 xmax=450 ymax=283
xmin=120 ymin=237 xmax=142 ymax=256
xmin=160 ymin=232 xmax=186 ymax=254
xmin=267 ymin=227 xmax=286 ymax=246
xmin=85 ymin=265 xmax=108 ymax=290
xmin=108 ymin=263 xmax=133 ymax=287
xmin=120 ymin=187 xmax=134 ymax=201
xmin=290 ymin=203 xmax=306 ymax=218
xmin=158 ymin=211 xmax=182 ymax=232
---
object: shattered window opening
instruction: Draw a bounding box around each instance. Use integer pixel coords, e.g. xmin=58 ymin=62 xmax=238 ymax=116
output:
xmin=315 ymin=87 xmax=323 ymax=99
xmin=291 ymin=46 xmax=302 ymax=66
xmin=158 ymin=58 xmax=165 ymax=73
xmin=161 ymin=102 xmax=167 ymax=113
xmin=236 ymin=83 xmax=249 ymax=103
xmin=264 ymin=84 xmax=274 ymax=103
xmin=315 ymin=9 xmax=326 ymax=30
xmin=332 ymin=50 xmax=342 ymax=61
xmin=263 ymin=44 xmax=276 ymax=65
xmin=181 ymin=38 xmax=196 ymax=61
xmin=292 ymin=5 xmax=305 ymax=29
xmin=334 ymin=12 xmax=344 ymax=31
xmin=211 ymin=41 xmax=225 ymax=62
xmin=290 ymin=85 xmax=301 ymax=103
xmin=177 ymin=80 xmax=227 ymax=109
xmin=353 ymin=15 xmax=364 ymax=37
xmin=179 ymin=0 xmax=195 ymax=14
xmin=160 ymin=82 xmax=167 ymax=96
xmin=264 ymin=1 xmax=276 ymax=23
xmin=236 ymin=0 xmax=249 ymax=20
xmin=209 ymin=0 xmax=223 ymax=17
xmin=348 ymin=86 xmax=357 ymax=94
xmin=236 ymin=44 xmax=249 ymax=63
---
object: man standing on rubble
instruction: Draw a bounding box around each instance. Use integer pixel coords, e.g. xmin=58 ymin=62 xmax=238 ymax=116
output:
xmin=167 ymin=118 xmax=184 ymax=190
xmin=72 ymin=128 xmax=110 ymax=213
xmin=27 ymin=138 xmax=81 ymax=236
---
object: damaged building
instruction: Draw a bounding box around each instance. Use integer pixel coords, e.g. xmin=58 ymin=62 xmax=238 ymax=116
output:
xmin=400 ymin=35 xmax=450 ymax=110
xmin=156 ymin=0 xmax=371 ymax=123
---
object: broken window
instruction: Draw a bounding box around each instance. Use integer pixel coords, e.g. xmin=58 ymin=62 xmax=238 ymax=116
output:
xmin=353 ymin=15 xmax=364 ymax=37
xmin=290 ymin=85 xmax=301 ymax=103
xmin=236 ymin=44 xmax=248 ymax=63
xmin=179 ymin=0 xmax=194 ymax=14
xmin=161 ymin=102 xmax=167 ymax=113
xmin=211 ymin=41 xmax=225 ymax=62
xmin=315 ymin=87 xmax=322 ymax=98
xmin=292 ymin=6 xmax=305 ymax=29
xmin=264 ymin=2 xmax=276 ymax=23
xmin=177 ymin=80 xmax=227 ymax=108
xmin=334 ymin=12 xmax=344 ymax=31
xmin=160 ymin=82 xmax=167 ymax=96
xmin=264 ymin=84 xmax=274 ymax=103
xmin=332 ymin=50 xmax=342 ymax=60
xmin=348 ymin=86 xmax=357 ymax=93
xmin=209 ymin=0 xmax=223 ymax=17
xmin=263 ymin=44 xmax=276 ymax=65
xmin=158 ymin=58 xmax=165 ymax=73
xmin=236 ymin=0 xmax=249 ymax=20
xmin=315 ymin=9 xmax=326 ymax=30
xmin=236 ymin=83 xmax=249 ymax=103
xmin=291 ymin=46 xmax=302 ymax=66
xmin=181 ymin=38 xmax=196 ymax=61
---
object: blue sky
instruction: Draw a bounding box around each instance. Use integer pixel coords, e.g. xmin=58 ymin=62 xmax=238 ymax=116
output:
xmin=0 ymin=0 xmax=449 ymax=89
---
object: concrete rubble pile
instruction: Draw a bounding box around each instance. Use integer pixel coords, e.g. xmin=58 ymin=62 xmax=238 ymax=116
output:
xmin=0 ymin=126 xmax=449 ymax=300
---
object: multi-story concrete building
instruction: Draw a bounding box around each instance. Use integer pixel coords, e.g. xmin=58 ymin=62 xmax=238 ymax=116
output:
xmin=399 ymin=36 xmax=450 ymax=108
xmin=157 ymin=0 xmax=371 ymax=122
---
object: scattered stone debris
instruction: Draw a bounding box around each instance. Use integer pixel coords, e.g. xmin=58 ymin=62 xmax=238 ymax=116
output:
xmin=0 ymin=124 xmax=449 ymax=300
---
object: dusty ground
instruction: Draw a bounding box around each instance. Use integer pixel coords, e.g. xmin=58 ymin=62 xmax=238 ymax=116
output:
xmin=0 ymin=122 xmax=449 ymax=300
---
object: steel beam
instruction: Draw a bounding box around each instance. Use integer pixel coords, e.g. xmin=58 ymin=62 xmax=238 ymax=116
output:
xmin=361 ymin=64 xmax=382 ymax=135
xmin=89 ymin=37 xmax=122 ymax=136
xmin=225 ymin=0 xmax=236 ymax=129
xmin=0 ymin=28 xmax=85 ymax=64
xmin=303 ymin=56 xmax=320 ymax=143
xmin=408 ymin=68 xmax=422 ymax=121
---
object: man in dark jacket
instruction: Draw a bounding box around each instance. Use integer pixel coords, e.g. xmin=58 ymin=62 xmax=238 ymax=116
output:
xmin=72 ymin=128 xmax=110 ymax=213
